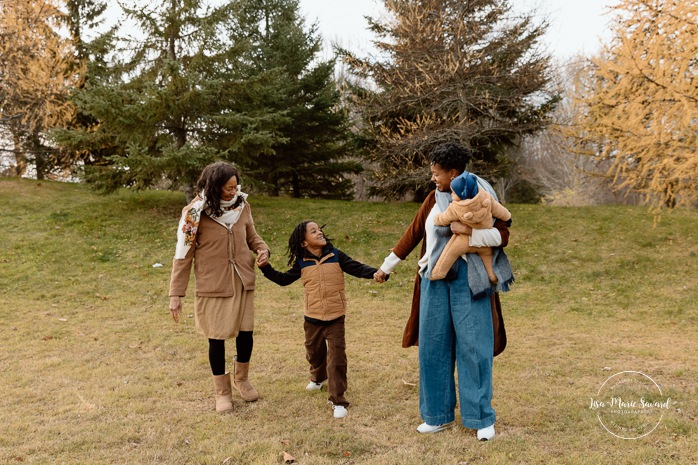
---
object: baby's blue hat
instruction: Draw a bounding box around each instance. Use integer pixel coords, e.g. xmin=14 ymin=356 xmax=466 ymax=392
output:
xmin=450 ymin=172 xmax=479 ymax=200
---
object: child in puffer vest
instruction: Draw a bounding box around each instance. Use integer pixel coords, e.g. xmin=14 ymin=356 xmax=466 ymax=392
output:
xmin=257 ymin=220 xmax=384 ymax=419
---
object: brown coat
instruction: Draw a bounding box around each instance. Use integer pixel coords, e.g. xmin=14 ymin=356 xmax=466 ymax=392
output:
xmin=169 ymin=203 xmax=268 ymax=297
xmin=391 ymin=191 xmax=509 ymax=351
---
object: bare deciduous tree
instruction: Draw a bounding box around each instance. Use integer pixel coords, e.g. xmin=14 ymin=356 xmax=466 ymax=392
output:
xmin=518 ymin=58 xmax=642 ymax=206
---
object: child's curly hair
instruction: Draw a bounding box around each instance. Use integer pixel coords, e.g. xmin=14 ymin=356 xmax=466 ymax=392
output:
xmin=287 ymin=220 xmax=333 ymax=266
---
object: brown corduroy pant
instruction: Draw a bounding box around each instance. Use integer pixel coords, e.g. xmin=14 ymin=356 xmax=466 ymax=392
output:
xmin=303 ymin=316 xmax=349 ymax=407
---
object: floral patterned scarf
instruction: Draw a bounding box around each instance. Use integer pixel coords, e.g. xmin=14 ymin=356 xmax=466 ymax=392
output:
xmin=174 ymin=191 xmax=248 ymax=259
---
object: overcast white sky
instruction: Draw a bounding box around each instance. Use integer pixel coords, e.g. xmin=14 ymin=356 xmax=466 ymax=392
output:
xmin=298 ymin=0 xmax=619 ymax=61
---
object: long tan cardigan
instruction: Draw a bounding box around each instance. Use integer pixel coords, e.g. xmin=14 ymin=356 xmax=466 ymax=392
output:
xmin=390 ymin=191 xmax=510 ymax=352
xmin=169 ymin=203 xmax=268 ymax=298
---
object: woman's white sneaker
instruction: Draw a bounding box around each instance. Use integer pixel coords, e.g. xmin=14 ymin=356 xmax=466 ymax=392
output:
xmin=477 ymin=425 xmax=495 ymax=441
xmin=416 ymin=422 xmax=454 ymax=433
xmin=305 ymin=380 xmax=326 ymax=391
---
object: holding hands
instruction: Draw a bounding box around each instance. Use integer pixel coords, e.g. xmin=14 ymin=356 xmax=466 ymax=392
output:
xmin=256 ymin=248 xmax=270 ymax=267
xmin=374 ymin=269 xmax=388 ymax=283
xmin=368 ymin=221 xmax=469 ymax=285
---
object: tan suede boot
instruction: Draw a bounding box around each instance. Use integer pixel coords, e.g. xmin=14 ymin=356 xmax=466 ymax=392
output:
xmin=233 ymin=358 xmax=259 ymax=402
xmin=212 ymin=373 xmax=233 ymax=412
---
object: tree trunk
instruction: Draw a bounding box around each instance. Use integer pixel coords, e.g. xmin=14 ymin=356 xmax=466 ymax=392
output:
xmin=30 ymin=134 xmax=46 ymax=180
xmin=11 ymin=129 xmax=26 ymax=177
xmin=184 ymin=182 xmax=196 ymax=203
xmin=292 ymin=172 xmax=300 ymax=198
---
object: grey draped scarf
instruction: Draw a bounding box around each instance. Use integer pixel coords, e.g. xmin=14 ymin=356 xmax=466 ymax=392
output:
xmin=426 ymin=187 xmax=514 ymax=300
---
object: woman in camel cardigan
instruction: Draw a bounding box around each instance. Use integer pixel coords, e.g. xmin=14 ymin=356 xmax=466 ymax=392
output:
xmin=169 ymin=162 xmax=270 ymax=412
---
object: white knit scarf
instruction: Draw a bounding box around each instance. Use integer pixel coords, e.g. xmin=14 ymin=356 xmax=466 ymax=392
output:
xmin=174 ymin=190 xmax=248 ymax=259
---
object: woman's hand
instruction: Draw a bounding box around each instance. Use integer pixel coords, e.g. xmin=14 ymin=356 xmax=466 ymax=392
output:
xmin=450 ymin=222 xmax=473 ymax=235
xmin=169 ymin=296 xmax=182 ymax=323
xmin=256 ymin=249 xmax=270 ymax=267
xmin=374 ymin=269 xmax=388 ymax=283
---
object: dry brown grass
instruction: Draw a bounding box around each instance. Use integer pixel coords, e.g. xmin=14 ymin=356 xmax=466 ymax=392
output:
xmin=1 ymin=179 xmax=696 ymax=464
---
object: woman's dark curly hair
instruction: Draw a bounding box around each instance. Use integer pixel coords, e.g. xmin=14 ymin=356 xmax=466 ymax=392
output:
xmin=428 ymin=142 xmax=472 ymax=174
xmin=196 ymin=161 xmax=243 ymax=217
xmin=287 ymin=220 xmax=333 ymax=266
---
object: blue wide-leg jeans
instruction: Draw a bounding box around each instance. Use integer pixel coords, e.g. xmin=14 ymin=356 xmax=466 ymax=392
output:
xmin=418 ymin=259 xmax=496 ymax=429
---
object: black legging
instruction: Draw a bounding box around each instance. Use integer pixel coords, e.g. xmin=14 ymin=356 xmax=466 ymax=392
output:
xmin=208 ymin=331 xmax=253 ymax=376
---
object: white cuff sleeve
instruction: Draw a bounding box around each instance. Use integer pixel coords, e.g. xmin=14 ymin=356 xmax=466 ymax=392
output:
xmin=469 ymin=228 xmax=502 ymax=247
xmin=380 ymin=252 xmax=402 ymax=274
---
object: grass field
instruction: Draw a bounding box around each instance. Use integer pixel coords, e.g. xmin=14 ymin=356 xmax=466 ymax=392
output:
xmin=1 ymin=178 xmax=696 ymax=465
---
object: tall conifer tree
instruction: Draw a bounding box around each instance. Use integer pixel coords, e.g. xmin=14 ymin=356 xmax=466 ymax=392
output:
xmin=235 ymin=0 xmax=360 ymax=199
xmin=342 ymin=0 xmax=558 ymax=199
xmin=51 ymin=0 xmax=111 ymax=171
xmin=57 ymin=0 xmax=286 ymax=197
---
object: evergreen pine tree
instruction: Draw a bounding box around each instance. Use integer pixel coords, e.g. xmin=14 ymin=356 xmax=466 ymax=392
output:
xmin=51 ymin=0 xmax=112 ymax=172
xmin=235 ymin=0 xmax=360 ymax=199
xmin=342 ymin=0 xmax=558 ymax=199
xmin=56 ymin=0 xmax=287 ymax=197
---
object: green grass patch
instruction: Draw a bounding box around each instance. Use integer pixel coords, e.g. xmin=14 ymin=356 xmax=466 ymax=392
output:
xmin=1 ymin=178 xmax=697 ymax=464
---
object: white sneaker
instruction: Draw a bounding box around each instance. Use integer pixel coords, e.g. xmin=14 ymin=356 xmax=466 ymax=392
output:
xmin=416 ymin=422 xmax=454 ymax=434
xmin=305 ymin=380 xmax=326 ymax=391
xmin=332 ymin=405 xmax=348 ymax=419
xmin=477 ymin=425 xmax=495 ymax=441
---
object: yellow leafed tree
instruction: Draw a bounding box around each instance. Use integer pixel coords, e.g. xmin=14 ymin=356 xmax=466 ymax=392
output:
xmin=573 ymin=0 xmax=698 ymax=208
xmin=0 ymin=0 xmax=78 ymax=178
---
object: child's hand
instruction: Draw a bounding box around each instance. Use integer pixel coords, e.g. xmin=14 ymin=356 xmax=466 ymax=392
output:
xmin=256 ymin=249 xmax=270 ymax=268
xmin=374 ymin=269 xmax=388 ymax=283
